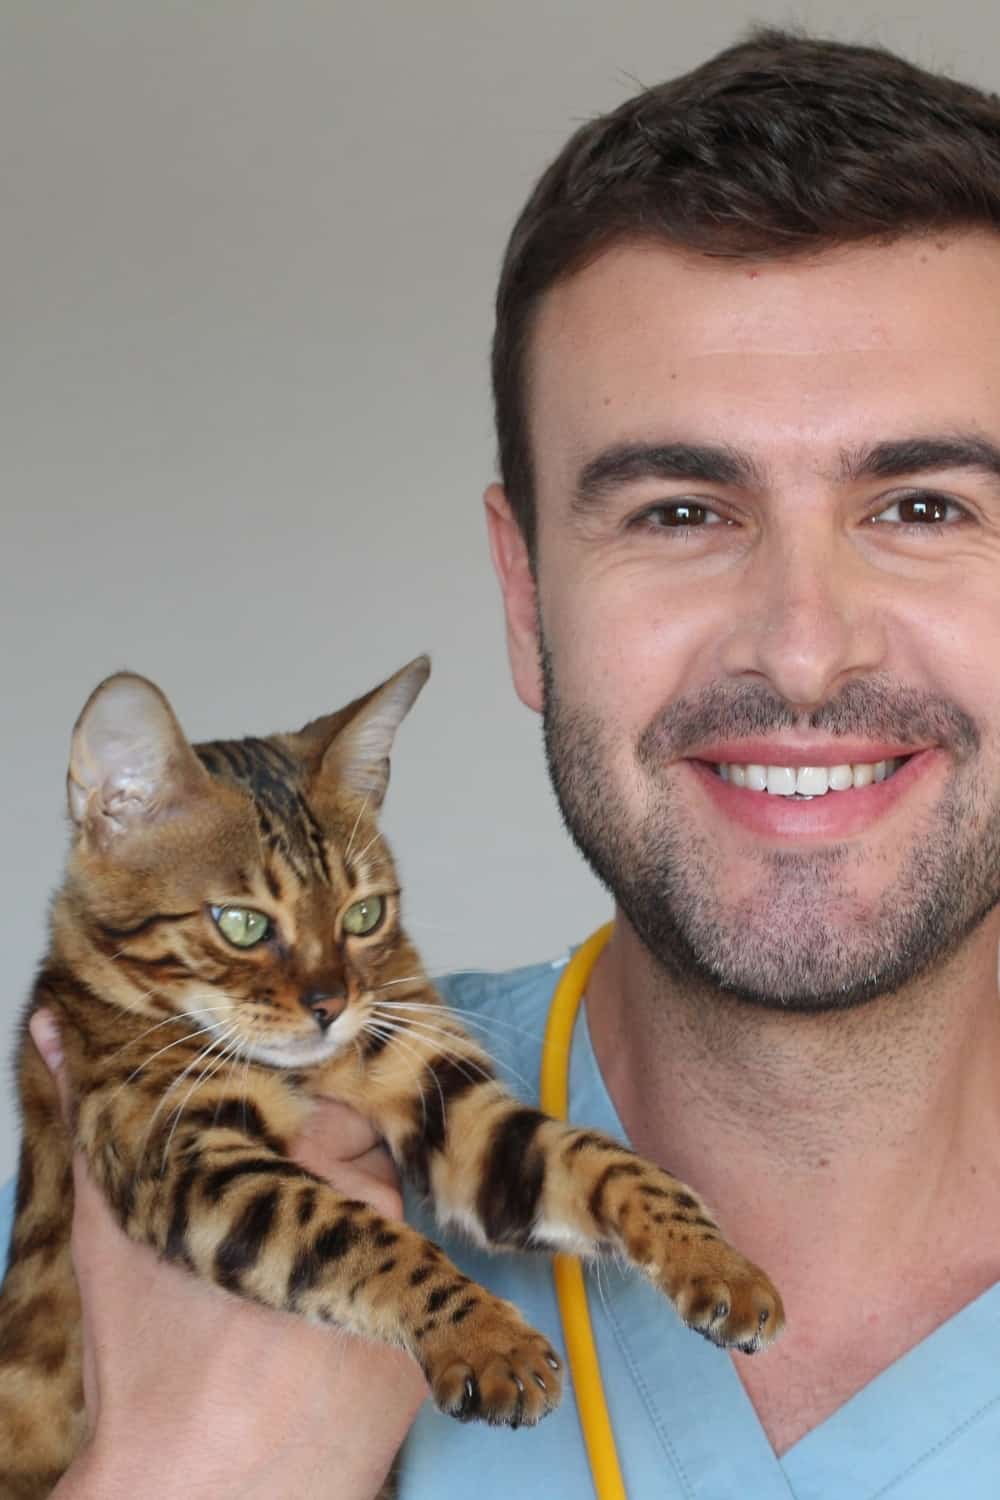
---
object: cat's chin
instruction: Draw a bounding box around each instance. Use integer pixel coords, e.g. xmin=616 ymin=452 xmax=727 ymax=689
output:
xmin=239 ymin=1033 xmax=349 ymax=1069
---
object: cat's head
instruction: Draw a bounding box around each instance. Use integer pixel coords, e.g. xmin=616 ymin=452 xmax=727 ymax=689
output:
xmin=58 ymin=658 xmax=431 ymax=1068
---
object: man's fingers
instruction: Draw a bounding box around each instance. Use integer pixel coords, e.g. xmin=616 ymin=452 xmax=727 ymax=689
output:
xmin=292 ymin=1095 xmax=383 ymax=1162
xmin=349 ymin=1143 xmax=404 ymax=1189
xmin=29 ymin=1008 xmax=72 ymax=1124
xmin=291 ymin=1097 xmax=403 ymax=1217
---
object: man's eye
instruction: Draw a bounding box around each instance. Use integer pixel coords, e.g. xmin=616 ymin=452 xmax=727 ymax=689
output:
xmin=873 ymin=493 xmax=964 ymax=526
xmin=636 ymin=501 xmax=723 ymax=528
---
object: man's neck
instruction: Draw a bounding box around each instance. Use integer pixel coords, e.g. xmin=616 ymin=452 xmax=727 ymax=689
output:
xmin=583 ymin=914 xmax=1000 ymax=1452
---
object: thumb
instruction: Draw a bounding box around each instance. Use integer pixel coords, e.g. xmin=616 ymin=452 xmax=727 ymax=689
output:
xmin=29 ymin=1008 xmax=72 ymax=1125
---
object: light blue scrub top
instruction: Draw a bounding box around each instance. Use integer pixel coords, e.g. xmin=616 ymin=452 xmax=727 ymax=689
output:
xmin=3 ymin=951 xmax=999 ymax=1496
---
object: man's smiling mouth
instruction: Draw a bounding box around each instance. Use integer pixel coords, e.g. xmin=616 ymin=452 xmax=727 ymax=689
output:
xmin=707 ymin=756 xmax=913 ymax=799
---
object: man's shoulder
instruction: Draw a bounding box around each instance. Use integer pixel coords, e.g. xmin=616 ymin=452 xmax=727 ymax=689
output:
xmin=432 ymin=952 xmax=568 ymax=1098
xmin=434 ymin=952 xmax=565 ymax=1015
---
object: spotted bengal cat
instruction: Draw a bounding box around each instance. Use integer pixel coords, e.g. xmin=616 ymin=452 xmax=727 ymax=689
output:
xmin=0 ymin=658 xmax=783 ymax=1498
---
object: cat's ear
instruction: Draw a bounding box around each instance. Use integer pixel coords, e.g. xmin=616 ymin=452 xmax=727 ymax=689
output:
xmin=68 ymin=673 xmax=212 ymax=846
xmin=299 ymin=656 xmax=430 ymax=809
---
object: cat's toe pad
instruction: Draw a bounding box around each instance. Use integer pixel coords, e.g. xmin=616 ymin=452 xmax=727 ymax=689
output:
xmin=670 ymin=1257 xmax=785 ymax=1352
xmin=422 ymin=1301 xmax=562 ymax=1425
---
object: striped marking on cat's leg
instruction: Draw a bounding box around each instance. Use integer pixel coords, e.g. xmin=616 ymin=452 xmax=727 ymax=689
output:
xmin=404 ymin=1074 xmax=784 ymax=1354
xmin=204 ymin=1157 xmax=560 ymax=1426
xmin=539 ymin=1127 xmax=783 ymax=1352
xmin=85 ymin=1098 xmax=562 ymax=1428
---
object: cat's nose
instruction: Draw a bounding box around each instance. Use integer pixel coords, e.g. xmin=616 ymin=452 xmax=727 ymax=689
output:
xmin=298 ymin=987 xmax=347 ymax=1032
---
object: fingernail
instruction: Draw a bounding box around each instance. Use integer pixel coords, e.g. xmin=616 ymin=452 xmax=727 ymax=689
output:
xmin=30 ymin=1011 xmax=64 ymax=1073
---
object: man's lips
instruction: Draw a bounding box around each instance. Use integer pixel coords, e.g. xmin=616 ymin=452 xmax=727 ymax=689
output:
xmin=684 ymin=747 xmax=943 ymax=839
xmin=683 ymin=739 xmax=928 ymax=768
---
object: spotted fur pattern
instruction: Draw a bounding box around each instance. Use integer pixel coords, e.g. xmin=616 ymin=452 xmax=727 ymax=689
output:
xmin=0 ymin=661 xmax=783 ymax=1498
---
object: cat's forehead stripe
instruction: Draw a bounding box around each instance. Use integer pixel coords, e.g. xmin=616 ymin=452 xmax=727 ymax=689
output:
xmin=292 ymin=788 xmax=332 ymax=884
xmin=195 ymin=736 xmax=331 ymax=885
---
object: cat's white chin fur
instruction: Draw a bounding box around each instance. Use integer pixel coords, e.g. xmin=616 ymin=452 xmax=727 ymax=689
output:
xmin=203 ymin=1020 xmax=353 ymax=1069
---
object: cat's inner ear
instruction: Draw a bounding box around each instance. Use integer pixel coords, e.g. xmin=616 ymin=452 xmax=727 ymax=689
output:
xmin=303 ymin=655 xmax=430 ymax=810
xmin=68 ymin=673 xmax=211 ymax=844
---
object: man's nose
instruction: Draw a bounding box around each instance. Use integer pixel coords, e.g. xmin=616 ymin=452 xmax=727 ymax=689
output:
xmin=718 ymin=529 xmax=887 ymax=712
xmin=298 ymin=985 xmax=347 ymax=1031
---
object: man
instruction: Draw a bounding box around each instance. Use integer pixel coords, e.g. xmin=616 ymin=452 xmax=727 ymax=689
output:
xmin=5 ymin=23 xmax=1000 ymax=1497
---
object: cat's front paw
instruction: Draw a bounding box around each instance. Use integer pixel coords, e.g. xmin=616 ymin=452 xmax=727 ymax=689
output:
xmin=661 ymin=1243 xmax=784 ymax=1353
xmin=419 ymin=1294 xmax=562 ymax=1427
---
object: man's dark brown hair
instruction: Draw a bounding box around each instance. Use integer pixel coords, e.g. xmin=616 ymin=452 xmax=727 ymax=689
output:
xmin=492 ymin=26 xmax=1000 ymax=559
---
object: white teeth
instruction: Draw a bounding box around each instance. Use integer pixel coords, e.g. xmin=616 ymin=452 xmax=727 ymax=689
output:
xmin=713 ymin=757 xmax=902 ymax=796
xmin=766 ymin=766 xmax=797 ymax=797
xmin=791 ymin=768 xmax=827 ymax=804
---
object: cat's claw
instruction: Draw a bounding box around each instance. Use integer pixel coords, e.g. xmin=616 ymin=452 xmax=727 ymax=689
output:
xmin=422 ymin=1299 xmax=562 ymax=1425
xmin=669 ymin=1256 xmax=784 ymax=1352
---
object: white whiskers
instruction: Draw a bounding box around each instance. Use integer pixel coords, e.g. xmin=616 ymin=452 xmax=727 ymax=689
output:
xmin=367 ymin=1007 xmax=507 ymax=1090
xmin=350 ymin=829 xmax=381 ymax=870
xmin=101 ymin=1004 xmax=231 ymax=1071
xmin=119 ymin=1010 xmax=233 ymax=1083
xmin=343 ymin=791 xmax=373 ymax=865
xmin=136 ymin=1021 xmax=241 ymax=1168
xmin=159 ymin=1030 xmax=246 ymax=1163
xmin=377 ymin=992 xmax=545 ymax=1044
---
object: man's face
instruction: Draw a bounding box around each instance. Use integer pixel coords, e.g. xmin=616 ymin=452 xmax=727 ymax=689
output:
xmin=488 ymin=233 xmax=1000 ymax=1009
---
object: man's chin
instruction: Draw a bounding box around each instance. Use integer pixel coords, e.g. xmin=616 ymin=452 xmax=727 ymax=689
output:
xmin=629 ymin=914 xmax=896 ymax=1015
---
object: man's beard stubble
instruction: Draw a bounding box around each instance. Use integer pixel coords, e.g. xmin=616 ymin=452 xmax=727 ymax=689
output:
xmin=540 ymin=641 xmax=1000 ymax=1013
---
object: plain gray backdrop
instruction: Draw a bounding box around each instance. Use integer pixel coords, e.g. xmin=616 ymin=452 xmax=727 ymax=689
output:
xmin=3 ymin=1 xmax=998 ymax=1180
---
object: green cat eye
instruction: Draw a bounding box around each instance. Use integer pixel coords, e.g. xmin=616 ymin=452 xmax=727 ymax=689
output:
xmin=342 ymin=896 xmax=385 ymax=937
xmin=211 ymin=905 xmax=271 ymax=948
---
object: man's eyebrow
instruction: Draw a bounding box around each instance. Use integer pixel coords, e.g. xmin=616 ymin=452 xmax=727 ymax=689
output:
xmin=840 ymin=434 xmax=1000 ymax=484
xmin=572 ymin=442 xmax=766 ymax=512
xmin=571 ymin=432 xmax=1000 ymax=515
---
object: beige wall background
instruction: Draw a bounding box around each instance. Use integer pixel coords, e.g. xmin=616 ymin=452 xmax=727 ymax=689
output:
xmin=2 ymin=0 xmax=998 ymax=1180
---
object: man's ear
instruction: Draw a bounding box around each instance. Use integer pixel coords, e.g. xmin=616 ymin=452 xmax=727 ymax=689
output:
xmin=484 ymin=483 xmax=543 ymax=713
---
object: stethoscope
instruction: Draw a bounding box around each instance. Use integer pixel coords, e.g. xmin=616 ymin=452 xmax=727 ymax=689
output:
xmin=540 ymin=922 xmax=627 ymax=1500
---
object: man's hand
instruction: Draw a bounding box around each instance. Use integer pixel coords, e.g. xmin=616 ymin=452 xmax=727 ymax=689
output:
xmin=29 ymin=1010 xmax=428 ymax=1500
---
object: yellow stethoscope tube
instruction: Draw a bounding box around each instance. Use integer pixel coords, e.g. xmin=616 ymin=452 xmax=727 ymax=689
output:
xmin=539 ymin=923 xmax=627 ymax=1500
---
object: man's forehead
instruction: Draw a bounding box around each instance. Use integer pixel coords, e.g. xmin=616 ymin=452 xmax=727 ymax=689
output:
xmin=531 ymin=232 xmax=1000 ymax=358
xmin=526 ymin=231 xmax=1000 ymax=492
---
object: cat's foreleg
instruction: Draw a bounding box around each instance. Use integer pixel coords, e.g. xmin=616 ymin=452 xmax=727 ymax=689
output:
xmin=79 ymin=1096 xmax=562 ymax=1427
xmin=406 ymin=1073 xmax=784 ymax=1352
